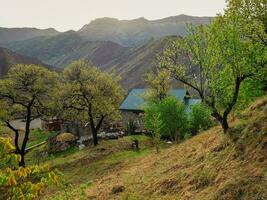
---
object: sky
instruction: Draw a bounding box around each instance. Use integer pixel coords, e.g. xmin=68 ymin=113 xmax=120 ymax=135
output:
xmin=1 ymin=0 xmax=227 ymax=32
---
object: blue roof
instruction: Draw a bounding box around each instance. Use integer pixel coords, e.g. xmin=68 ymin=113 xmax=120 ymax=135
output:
xmin=119 ymin=89 xmax=189 ymax=111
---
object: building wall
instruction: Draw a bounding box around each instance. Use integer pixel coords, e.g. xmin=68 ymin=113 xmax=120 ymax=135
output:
xmin=121 ymin=111 xmax=144 ymax=130
xmin=60 ymin=121 xmax=92 ymax=137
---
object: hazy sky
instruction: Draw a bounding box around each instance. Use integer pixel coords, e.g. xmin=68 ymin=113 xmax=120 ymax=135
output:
xmin=1 ymin=0 xmax=227 ymax=32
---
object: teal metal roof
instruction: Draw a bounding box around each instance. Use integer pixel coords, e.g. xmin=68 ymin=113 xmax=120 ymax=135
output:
xmin=119 ymin=89 xmax=188 ymax=111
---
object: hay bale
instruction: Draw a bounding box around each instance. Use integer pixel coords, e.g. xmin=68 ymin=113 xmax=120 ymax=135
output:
xmin=56 ymin=133 xmax=77 ymax=142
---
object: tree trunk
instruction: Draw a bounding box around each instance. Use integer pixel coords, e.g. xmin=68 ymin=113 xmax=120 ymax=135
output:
xmin=19 ymin=106 xmax=32 ymax=167
xmin=221 ymin=117 xmax=229 ymax=133
xmin=91 ymin=128 xmax=98 ymax=146
xmin=211 ymin=110 xmax=229 ymax=133
xmin=6 ymin=121 xmax=20 ymax=154
xmin=89 ymin=113 xmax=104 ymax=146
xmin=19 ymin=153 xmax=25 ymax=167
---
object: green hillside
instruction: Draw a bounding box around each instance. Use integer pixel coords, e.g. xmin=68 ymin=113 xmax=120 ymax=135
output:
xmin=36 ymin=96 xmax=267 ymax=200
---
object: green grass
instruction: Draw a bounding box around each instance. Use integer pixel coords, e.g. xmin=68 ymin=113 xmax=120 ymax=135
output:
xmin=41 ymin=135 xmax=155 ymax=199
xmin=27 ymin=129 xmax=57 ymax=147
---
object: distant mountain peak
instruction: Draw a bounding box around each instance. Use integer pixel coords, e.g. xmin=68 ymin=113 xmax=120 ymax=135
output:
xmin=90 ymin=17 xmax=120 ymax=24
xmin=78 ymin=14 xmax=212 ymax=46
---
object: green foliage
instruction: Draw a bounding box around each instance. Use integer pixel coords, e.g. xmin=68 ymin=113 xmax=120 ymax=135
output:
xmin=0 ymin=137 xmax=61 ymax=200
xmin=225 ymin=0 xmax=267 ymax=47
xmin=183 ymin=132 xmax=192 ymax=140
xmin=144 ymin=69 xmax=172 ymax=102
xmin=28 ymin=129 xmax=57 ymax=147
xmin=189 ymin=103 xmax=213 ymax=135
xmin=0 ymin=64 xmax=59 ymax=166
xmin=158 ymin=3 xmax=266 ymax=132
xmin=59 ymin=60 xmax=124 ymax=145
xmin=144 ymin=96 xmax=188 ymax=141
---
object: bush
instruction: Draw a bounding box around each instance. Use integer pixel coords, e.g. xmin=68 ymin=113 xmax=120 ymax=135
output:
xmin=184 ymin=132 xmax=192 ymax=140
xmin=189 ymin=103 xmax=213 ymax=135
xmin=144 ymin=96 xmax=188 ymax=141
xmin=0 ymin=137 xmax=62 ymax=200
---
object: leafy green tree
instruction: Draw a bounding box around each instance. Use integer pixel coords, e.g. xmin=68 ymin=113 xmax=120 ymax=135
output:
xmin=159 ymin=13 xmax=266 ymax=133
xmin=59 ymin=60 xmax=124 ymax=146
xmin=189 ymin=103 xmax=213 ymax=135
xmin=144 ymin=96 xmax=188 ymax=141
xmin=144 ymin=69 xmax=172 ymax=102
xmin=0 ymin=137 xmax=61 ymax=200
xmin=144 ymin=109 xmax=162 ymax=153
xmin=0 ymin=64 xmax=58 ymax=167
xmin=225 ymin=0 xmax=267 ymax=46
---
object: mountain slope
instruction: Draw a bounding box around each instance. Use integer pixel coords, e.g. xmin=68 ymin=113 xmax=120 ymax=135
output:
xmin=79 ymin=15 xmax=212 ymax=46
xmin=42 ymin=96 xmax=267 ymax=200
xmin=0 ymin=47 xmax=53 ymax=76
xmin=1 ymin=31 xmax=127 ymax=68
xmin=84 ymin=97 xmax=267 ymax=199
xmin=102 ymin=36 xmax=178 ymax=89
xmin=0 ymin=27 xmax=59 ymax=44
xmin=1 ymin=33 xmax=175 ymax=89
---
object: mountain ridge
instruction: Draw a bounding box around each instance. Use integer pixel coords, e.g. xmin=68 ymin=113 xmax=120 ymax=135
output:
xmin=0 ymin=27 xmax=59 ymax=44
xmin=79 ymin=14 xmax=212 ymax=46
xmin=0 ymin=47 xmax=54 ymax=76
xmin=0 ymin=14 xmax=212 ymax=88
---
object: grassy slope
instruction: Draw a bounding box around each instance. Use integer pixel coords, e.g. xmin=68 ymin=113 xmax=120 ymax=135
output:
xmin=44 ymin=97 xmax=267 ymax=200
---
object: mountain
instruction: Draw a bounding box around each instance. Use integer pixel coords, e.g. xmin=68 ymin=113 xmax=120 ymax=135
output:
xmin=79 ymin=15 xmax=212 ymax=46
xmin=0 ymin=47 xmax=53 ymax=76
xmin=1 ymin=31 xmax=127 ymax=68
xmin=0 ymin=32 xmax=176 ymax=88
xmin=0 ymin=27 xmax=59 ymax=44
xmin=0 ymin=14 xmax=212 ymax=88
xmin=102 ymin=37 xmax=178 ymax=89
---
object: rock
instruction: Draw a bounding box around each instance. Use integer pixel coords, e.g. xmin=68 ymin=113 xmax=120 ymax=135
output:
xmin=79 ymin=144 xmax=85 ymax=150
xmin=111 ymin=185 xmax=125 ymax=194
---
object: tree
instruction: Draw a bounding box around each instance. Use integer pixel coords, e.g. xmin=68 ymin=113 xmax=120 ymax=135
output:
xmin=225 ymin=0 xmax=267 ymax=46
xmin=144 ymin=107 xmax=161 ymax=153
xmin=144 ymin=96 xmax=188 ymax=142
xmin=144 ymin=68 xmax=172 ymax=102
xmin=0 ymin=137 xmax=61 ymax=200
xmin=59 ymin=60 xmax=123 ymax=146
xmin=158 ymin=13 xmax=266 ymax=133
xmin=189 ymin=103 xmax=213 ymax=135
xmin=0 ymin=64 xmax=58 ymax=167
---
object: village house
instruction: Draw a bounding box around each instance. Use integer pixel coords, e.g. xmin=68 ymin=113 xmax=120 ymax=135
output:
xmin=119 ymin=88 xmax=201 ymax=130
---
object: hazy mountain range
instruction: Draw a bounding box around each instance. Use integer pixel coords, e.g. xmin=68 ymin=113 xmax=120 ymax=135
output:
xmin=0 ymin=15 xmax=212 ymax=89
xmin=0 ymin=47 xmax=53 ymax=76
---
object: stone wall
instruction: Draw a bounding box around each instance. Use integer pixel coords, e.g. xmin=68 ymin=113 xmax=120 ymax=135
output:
xmin=60 ymin=121 xmax=92 ymax=137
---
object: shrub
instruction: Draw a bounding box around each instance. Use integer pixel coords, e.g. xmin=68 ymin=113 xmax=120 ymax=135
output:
xmin=144 ymin=96 xmax=188 ymax=141
xmin=0 ymin=137 xmax=62 ymax=200
xmin=189 ymin=103 xmax=213 ymax=135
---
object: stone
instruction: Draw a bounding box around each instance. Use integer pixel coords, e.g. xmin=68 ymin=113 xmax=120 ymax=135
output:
xmin=111 ymin=185 xmax=125 ymax=194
